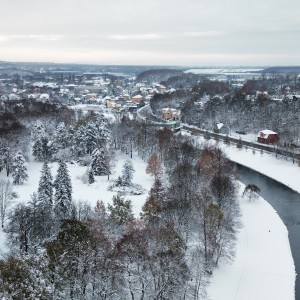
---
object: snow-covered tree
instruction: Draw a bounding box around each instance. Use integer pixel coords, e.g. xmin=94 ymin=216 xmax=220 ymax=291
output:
xmin=0 ymin=179 xmax=15 ymax=227
xmin=243 ymin=184 xmax=260 ymax=201
xmin=108 ymin=194 xmax=133 ymax=225
xmin=31 ymin=121 xmax=47 ymax=143
xmin=121 ymin=160 xmax=135 ymax=186
xmin=53 ymin=122 xmax=70 ymax=149
xmin=141 ymin=195 xmax=160 ymax=222
xmin=146 ymin=152 xmax=162 ymax=179
xmin=90 ymin=147 xmax=110 ymax=176
xmin=11 ymin=151 xmax=28 ymax=185
xmin=37 ymin=162 xmax=53 ymax=207
xmin=32 ymin=136 xmax=54 ymax=162
xmin=54 ymin=161 xmax=73 ymax=221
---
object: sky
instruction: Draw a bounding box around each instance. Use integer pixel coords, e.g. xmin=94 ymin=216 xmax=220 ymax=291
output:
xmin=0 ymin=0 xmax=299 ymax=66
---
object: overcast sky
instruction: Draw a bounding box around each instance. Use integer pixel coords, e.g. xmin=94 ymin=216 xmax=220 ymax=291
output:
xmin=0 ymin=0 xmax=299 ymax=66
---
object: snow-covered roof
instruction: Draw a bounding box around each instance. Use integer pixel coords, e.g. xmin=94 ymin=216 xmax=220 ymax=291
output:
xmin=132 ymin=94 xmax=143 ymax=99
xmin=216 ymin=122 xmax=225 ymax=129
xmin=257 ymin=129 xmax=277 ymax=138
xmin=40 ymin=93 xmax=50 ymax=99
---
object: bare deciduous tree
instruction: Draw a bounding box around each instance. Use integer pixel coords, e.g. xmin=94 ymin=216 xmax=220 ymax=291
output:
xmin=0 ymin=179 xmax=15 ymax=227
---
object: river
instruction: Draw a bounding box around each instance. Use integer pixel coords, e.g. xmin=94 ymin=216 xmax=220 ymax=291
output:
xmin=235 ymin=163 xmax=300 ymax=300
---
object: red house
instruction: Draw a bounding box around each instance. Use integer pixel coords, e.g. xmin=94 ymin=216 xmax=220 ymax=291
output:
xmin=257 ymin=130 xmax=279 ymax=144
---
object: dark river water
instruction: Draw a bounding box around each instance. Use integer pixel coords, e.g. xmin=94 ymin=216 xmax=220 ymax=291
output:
xmin=234 ymin=163 xmax=300 ymax=300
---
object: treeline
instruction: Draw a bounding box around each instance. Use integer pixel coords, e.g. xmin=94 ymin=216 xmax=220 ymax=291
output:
xmin=0 ymin=115 xmax=240 ymax=299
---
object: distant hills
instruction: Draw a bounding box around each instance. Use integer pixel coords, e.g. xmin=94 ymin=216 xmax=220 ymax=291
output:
xmin=262 ymin=66 xmax=300 ymax=74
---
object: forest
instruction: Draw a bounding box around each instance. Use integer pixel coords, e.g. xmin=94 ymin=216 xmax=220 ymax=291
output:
xmin=0 ymin=106 xmax=240 ymax=299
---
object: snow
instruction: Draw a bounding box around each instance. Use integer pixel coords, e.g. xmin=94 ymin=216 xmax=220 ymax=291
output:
xmin=8 ymin=150 xmax=153 ymax=217
xmin=194 ymin=136 xmax=297 ymax=299
xmin=207 ymin=184 xmax=295 ymax=300
xmin=222 ymin=141 xmax=300 ymax=194
xmin=0 ymin=150 xmax=153 ymax=256
xmin=0 ymin=132 xmax=298 ymax=299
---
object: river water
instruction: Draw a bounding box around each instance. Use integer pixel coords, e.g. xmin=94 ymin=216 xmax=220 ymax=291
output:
xmin=234 ymin=163 xmax=300 ymax=299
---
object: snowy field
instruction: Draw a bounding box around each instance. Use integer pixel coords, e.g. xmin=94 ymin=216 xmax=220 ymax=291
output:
xmin=10 ymin=150 xmax=154 ymax=217
xmin=207 ymin=183 xmax=295 ymax=300
xmin=222 ymin=141 xmax=300 ymax=194
xmin=0 ymin=150 xmax=153 ymax=255
xmin=197 ymin=136 xmax=297 ymax=299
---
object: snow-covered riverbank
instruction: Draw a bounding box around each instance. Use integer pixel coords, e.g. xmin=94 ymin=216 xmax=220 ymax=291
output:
xmin=198 ymin=137 xmax=297 ymax=299
xmin=207 ymin=183 xmax=296 ymax=300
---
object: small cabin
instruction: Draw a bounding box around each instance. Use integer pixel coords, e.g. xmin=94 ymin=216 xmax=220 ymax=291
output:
xmin=257 ymin=130 xmax=279 ymax=144
xmin=213 ymin=122 xmax=229 ymax=135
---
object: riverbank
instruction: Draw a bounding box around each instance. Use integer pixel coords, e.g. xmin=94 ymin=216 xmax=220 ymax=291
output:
xmin=211 ymin=138 xmax=300 ymax=194
xmin=193 ymin=136 xmax=297 ymax=299
xmin=207 ymin=183 xmax=296 ymax=300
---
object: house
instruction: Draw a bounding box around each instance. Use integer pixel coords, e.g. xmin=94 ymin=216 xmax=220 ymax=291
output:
xmin=161 ymin=108 xmax=181 ymax=121
xmin=39 ymin=93 xmax=50 ymax=101
xmin=155 ymin=84 xmax=167 ymax=93
xmin=132 ymin=94 xmax=143 ymax=103
xmin=257 ymin=130 xmax=279 ymax=144
xmin=213 ymin=122 xmax=229 ymax=135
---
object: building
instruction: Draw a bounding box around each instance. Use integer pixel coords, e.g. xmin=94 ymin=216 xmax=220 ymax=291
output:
xmin=161 ymin=108 xmax=181 ymax=121
xmin=132 ymin=94 xmax=143 ymax=103
xmin=257 ymin=130 xmax=279 ymax=144
xmin=213 ymin=122 xmax=229 ymax=135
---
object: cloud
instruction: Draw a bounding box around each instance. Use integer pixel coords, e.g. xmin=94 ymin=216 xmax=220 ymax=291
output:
xmin=183 ymin=31 xmax=224 ymax=37
xmin=0 ymin=36 xmax=8 ymax=42
xmin=108 ymin=33 xmax=163 ymax=41
xmin=0 ymin=35 xmax=64 ymax=42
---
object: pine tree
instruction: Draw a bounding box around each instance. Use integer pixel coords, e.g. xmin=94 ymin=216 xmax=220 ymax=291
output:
xmin=53 ymin=122 xmax=69 ymax=150
xmin=37 ymin=162 xmax=53 ymax=207
xmin=32 ymin=136 xmax=53 ymax=162
xmin=108 ymin=194 xmax=133 ymax=225
xmin=141 ymin=195 xmax=161 ymax=222
xmin=150 ymin=178 xmax=166 ymax=206
xmin=91 ymin=148 xmax=110 ymax=176
xmin=11 ymin=151 xmax=28 ymax=185
xmin=31 ymin=121 xmax=46 ymax=143
xmin=121 ymin=160 xmax=135 ymax=186
xmin=83 ymin=122 xmax=99 ymax=155
xmin=54 ymin=162 xmax=72 ymax=221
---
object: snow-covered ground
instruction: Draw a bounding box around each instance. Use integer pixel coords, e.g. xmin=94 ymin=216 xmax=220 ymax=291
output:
xmin=222 ymin=140 xmax=300 ymax=194
xmin=196 ymin=136 xmax=297 ymax=299
xmin=0 ymin=150 xmax=153 ymax=256
xmin=0 ymin=136 xmax=298 ymax=299
xmin=207 ymin=183 xmax=295 ymax=300
xmin=10 ymin=150 xmax=153 ymax=217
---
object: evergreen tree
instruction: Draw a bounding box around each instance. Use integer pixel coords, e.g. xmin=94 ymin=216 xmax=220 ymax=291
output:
xmin=54 ymin=162 xmax=72 ymax=221
xmin=37 ymin=162 xmax=53 ymax=207
xmin=149 ymin=178 xmax=166 ymax=206
xmin=11 ymin=151 xmax=28 ymax=185
xmin=32 ymin=136 xmax=54 ymax=162
xmin=53 ymin=122 xmax=69 ymax=150
xmin=31 ymin=121 xmax=46 ymax=143
xmin=83 ymin=122 xmax=99 ymax=155
xmin=141 ymin=195 xmax=161 ymax=222
xmin=121 ymin=160 xmax=135 ymax=186
xmin=108 ymin=194 xmax=133 ymax=225
xmin=90 ymin=148 xmax=110 ymax=176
